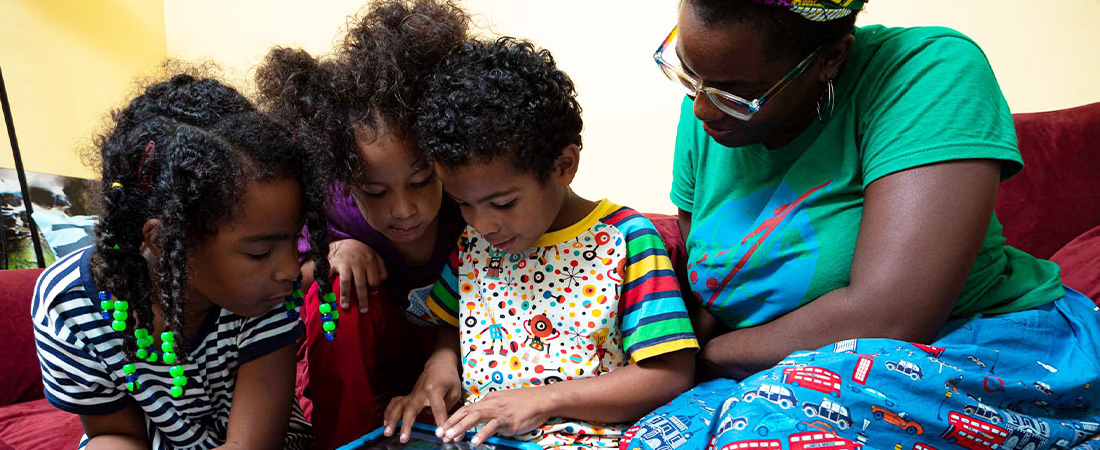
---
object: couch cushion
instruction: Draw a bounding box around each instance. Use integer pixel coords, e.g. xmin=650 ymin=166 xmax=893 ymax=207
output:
xmin=0 ymin=269 xmax=45 ymax=406
xmin=0 ymin=399 xmax=82 ymax=449
xmin=997 ymin=102 xmax=1100 ymax=259
xmin=1050 ymin=224 xmax=1100 ymax=305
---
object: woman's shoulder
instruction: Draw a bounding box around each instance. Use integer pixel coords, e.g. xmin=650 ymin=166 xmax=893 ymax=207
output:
xmin=850 ymin=25 xmax=989 ymax=76
xmin=855 ymin=24 xmax=979 ymax=53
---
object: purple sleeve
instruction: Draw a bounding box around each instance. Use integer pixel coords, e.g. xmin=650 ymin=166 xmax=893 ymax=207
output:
xmin=298 ymin=182 xmax=361 ymax=264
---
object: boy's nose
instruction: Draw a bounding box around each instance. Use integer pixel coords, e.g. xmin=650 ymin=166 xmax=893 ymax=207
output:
xmin=470 ymin=210 xmax=500 ymax=236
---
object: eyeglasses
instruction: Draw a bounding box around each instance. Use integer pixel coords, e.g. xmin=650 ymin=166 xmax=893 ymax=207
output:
xmin=654 ymin=26 xmax=821 ymax=121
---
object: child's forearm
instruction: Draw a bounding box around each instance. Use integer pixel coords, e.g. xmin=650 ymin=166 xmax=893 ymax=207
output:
xmin=85 ymin=435 xmax=147 ymax=450
xmin=539 ymin=349 xmax=695 ymax=423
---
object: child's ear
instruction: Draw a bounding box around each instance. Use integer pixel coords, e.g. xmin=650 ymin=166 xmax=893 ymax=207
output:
xmin=141 ymin=218 xmax=163 ymax=258
xmin=553 ymin=144 xmax=581 ymax=186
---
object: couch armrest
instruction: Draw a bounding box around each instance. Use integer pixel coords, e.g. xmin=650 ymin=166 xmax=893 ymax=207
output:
xmin=0 ymin=269 xmax=46 ymax=406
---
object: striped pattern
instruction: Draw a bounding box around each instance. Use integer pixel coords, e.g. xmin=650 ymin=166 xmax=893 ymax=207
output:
xmin=31 ymin=247 xmax=312 ymax=449
xmin=425 ymin=237 xmax=464 ymax=327
xmin=601 ymin=207 xmax=698 ymax=362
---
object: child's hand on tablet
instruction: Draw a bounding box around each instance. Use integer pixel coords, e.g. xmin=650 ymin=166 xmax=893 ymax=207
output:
xmin=439 ymin=388 xmax=551 ymax=446
xmin=383 ymin=329 xmax=462 ymax=443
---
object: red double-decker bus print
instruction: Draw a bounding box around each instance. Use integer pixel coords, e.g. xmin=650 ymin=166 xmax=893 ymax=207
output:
xmin=784 ymin=366 xmax=842 ymax=397
xmin=788 ymin=431 xmax=862 ymax=450
xmin=852 ymin=355 xmax=874 ymax=385
xmin=721 ymin=439 xmax=782 ymax=450
xmin=940 ymin=411 xmax=1007 ymax=450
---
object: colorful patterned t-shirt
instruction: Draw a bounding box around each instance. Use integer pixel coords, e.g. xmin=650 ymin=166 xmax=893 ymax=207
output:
xmin=419 ymin=199 xmax=698 ymax=448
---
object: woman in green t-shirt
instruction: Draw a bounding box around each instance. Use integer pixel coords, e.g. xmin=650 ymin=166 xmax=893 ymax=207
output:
xmin=623 ymin=1 xmax=1100 ymax=449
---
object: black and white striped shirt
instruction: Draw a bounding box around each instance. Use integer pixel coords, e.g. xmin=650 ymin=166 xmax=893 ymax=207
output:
xmin=32 ymin=247 xmax=313 ymax=449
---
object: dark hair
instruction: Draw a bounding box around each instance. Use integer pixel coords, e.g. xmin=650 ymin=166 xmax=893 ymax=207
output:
xmin=687 ymin=0 xmax=858 ymax=61
xmin=255 ymin=0 xmax=470 ymax=187
xmin=88 ymin=71 xmax=331 ymax=363
xmin=417 ymin=37 xmax=583 ymax=180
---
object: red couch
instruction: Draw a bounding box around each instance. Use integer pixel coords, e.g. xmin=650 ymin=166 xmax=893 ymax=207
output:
xmin=2 ymin=103 xmax=1099 ymax=449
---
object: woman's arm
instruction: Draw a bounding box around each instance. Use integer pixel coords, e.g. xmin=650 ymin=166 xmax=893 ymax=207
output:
xmin=81 ymin=403 xmax=150 ymax=450
xmin=677 ymin=209 xmax=729 ymax=348
xmin=701 ymin=159 xmax=1000 ymax=380
xmin=218 ymin=343 xmax=299 ymax=450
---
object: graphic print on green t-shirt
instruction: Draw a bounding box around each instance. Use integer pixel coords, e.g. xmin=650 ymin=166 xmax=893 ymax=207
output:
xmin=688 ymin=179 xmax=832 ymax=327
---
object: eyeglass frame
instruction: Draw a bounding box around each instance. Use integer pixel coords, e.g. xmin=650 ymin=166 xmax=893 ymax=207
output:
xmin=653 ymin=26 xmax=822 ymax=121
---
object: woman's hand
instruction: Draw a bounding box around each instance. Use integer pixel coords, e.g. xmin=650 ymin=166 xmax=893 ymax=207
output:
xmin=327 ymin=239 xmax=387 ymax=312
xmin=383 ymin=329 xmax=462 ymax=443
xmin=439 ymin=388 xmax=551 ymax=446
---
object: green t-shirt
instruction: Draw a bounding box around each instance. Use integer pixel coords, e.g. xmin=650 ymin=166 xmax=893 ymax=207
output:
xmin=673 ymin=25 xmax=1064 ymax=329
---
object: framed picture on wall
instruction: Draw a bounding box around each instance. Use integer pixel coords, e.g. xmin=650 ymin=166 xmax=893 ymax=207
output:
xmin=0 ymin=168 xmax=98 ymax=270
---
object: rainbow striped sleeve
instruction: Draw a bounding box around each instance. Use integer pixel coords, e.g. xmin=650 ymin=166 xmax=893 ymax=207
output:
xmin=424 ymin=231 xmax=467 ymax=327
xmin=602 ymin=206 xmax=698 ymax=362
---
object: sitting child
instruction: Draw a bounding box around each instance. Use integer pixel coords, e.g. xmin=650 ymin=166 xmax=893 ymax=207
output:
xmin=384 ymin=37 xmax=698 ymax=449
xmin=31 ymin=72 xmax=329 ymax=449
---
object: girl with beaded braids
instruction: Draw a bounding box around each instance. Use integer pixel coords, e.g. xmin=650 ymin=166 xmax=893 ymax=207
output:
xmin=255 ymin=1 xmax=469 ymax=447
xmin=31 ymin=71 xmax=327 ymax=449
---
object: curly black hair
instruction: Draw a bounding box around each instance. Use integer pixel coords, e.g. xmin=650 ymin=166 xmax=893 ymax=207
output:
xmin=255 ymin=0 xmax=470 ymax=188
xmin=417 ymin=37 xmax=583 ymax=180
xmin=87 ymin=71 xmax=331 ymax=364
xmin=688 ymin=0 xmax=859 ymax=62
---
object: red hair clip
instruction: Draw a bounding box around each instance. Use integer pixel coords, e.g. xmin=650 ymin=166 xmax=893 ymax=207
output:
xmin=135 ymin=140 xmax=156 ymax=192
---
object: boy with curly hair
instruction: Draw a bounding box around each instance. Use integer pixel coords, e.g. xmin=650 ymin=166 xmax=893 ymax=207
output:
xmin=384 ymin=37 xmax=698 ymax=449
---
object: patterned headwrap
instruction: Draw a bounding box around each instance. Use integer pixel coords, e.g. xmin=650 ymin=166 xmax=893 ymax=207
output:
xmin=749 ymin=0 xmax=866 ymax=22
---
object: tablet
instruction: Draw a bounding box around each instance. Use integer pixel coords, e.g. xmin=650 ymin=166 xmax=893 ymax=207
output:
xmin=337 ymin=422 xmax=542 ymax=450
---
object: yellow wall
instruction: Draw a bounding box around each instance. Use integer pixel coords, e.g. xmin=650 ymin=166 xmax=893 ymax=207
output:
xmin=163 ymin=0 xmax=1100 ymax=213
xmin=0 ymin=0 xmax=167 ymax=179
xmin=858 ymin=0 xmax=1100 ymax=114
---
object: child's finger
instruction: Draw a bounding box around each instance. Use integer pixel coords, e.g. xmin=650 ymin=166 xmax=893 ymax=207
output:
xmin=440 ymin=406 xmax=468 ymax=441
xmin=399 ymin=402 xmax=422 ymax=443
xmin=428 ymin=390 xmax=450 ymax=434
xmin=382 ymin=396 xmax=404 ymax=436
xmin=337 ymin=268 xmax=352 ymax=310
xmin=352 ymin=265 xmax=369 ymax=313
xmin=444 ymin=408 xmax=482 ymax=442
xmin=367 ymin=259 xmax=386 ymax=289
xmin=470 ymin=419 xmax=500 ymax=446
